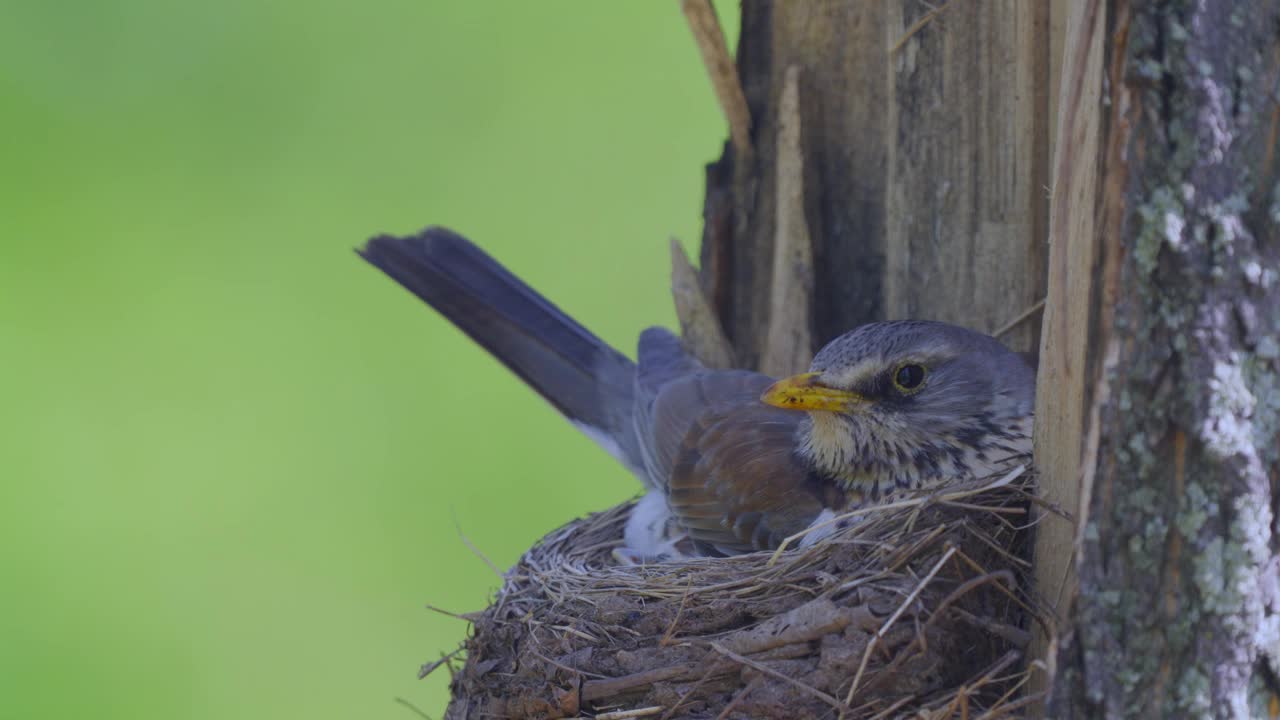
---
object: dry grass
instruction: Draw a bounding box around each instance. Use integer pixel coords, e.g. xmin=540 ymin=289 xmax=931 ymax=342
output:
xmin=433 ymin=467 xmax=1052 ymax=719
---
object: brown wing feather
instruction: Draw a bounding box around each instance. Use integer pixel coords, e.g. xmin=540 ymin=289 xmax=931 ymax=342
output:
xmin=647 ymin=371 xmax=827 ymax=554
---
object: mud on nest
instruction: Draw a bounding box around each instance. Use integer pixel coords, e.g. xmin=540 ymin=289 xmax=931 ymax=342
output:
xmin=430 ymin=467 xmax=1053 ymax=720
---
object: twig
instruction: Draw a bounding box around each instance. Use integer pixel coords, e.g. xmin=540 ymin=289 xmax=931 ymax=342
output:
xmin=660 ymin=577 xmax=694 ymax=646
xmin=453 ymin=513 xmax=503 ymax=577
xmin=879 ymin=524 xmax=948 ymax=574
xmin=596 ymin=706 xmax=665 ymax=720
xmin=582 ymin=665 xmax=695 ymax=702
xmin=718 ymin=598 xmax=877 ymax=655
xmin=864 ymin=694 xmax=916 ymax=720
xmin=950 ymin=606 xmax=1032 ymax=647
xmin=846 ymin=547 xmax=957 ymax=703
xmin=662 ymin=659 xmax=733 ymax=720
xmin=926 ymin=570 xmax=1018 ymax=632
xmin=680 ymin=0 xmax=752 ymax=155
xmin=972 ymin=656 xmax=1042 ymax=719
xmin=976 ymin=690 xmax=1048 ymax=719
xmin=936 ymin=650 xmax=1021 ymax=716
xmin=963 ymin=526 xmax=1034 ymax=568
xmin=951 ymin=548 xmax=1044 ymax=625
xmin=1021 ymin=490 xmax=1074 ymax=521
xmin=890 ymin=1 xmax=952 ymax=55
xmin=424 ymin=605 xmax=478 ymax=623
xmin=714 ymin=677 xmax=763 ymax=720
xmin=550 ymin=624 xmax=600 ymax=643
xmin=417 ymin=646 xmax=464 ymax=679
xmin=710 ymin=642 xmax=849 ymax=712
xmin=992 ymin=297 xmax=1047 ymax=339
xmin=760 ymin=64 xmax=815 ymax=377
xmin=394 ymin=696 xmax=434 ymax=719
xmin=941 ymin=501 xmax=1026 ymax=515
xmin=527 ymin=646 xmax=609 ymax=680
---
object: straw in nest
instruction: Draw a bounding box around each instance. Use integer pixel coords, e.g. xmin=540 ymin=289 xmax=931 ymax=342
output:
xmin=429 ymin=466 xmax=1051 ymax=720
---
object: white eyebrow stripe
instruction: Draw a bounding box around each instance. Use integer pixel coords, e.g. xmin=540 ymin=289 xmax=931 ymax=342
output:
xmin=824 ymin=354 xmax=947 ymax=387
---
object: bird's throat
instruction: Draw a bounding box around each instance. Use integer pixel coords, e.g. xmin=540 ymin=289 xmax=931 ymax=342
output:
xmin=804 ymin=413 xmax=850 ymax=474
xmin=799 ymin=411 xmax=1035 ymax=504
xmin=800 ymin=413 xmax=883 ymax=498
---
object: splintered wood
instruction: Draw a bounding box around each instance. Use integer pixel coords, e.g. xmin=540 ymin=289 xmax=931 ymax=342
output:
xmin=680 ymin=0 xmax=752 ymax=156
xmin=1029 ymin=0 xmax=1108 ymax=691
xmin=670 ymin=238 xmax=735 ymax=369
xmin=760 ymin=65 xmax=815 ymax=379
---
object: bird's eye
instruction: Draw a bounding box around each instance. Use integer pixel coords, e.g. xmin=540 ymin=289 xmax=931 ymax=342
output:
xmin=893 ymin=364 xmax=927 ymax=393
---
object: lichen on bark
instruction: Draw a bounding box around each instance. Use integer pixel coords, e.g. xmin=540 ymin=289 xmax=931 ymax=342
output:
xmin=1053 ymin=1 xmax=1280 ymax=717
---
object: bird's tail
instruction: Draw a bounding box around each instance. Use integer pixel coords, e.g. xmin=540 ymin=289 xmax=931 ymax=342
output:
xmin=358 ymin=227 xmax=643 ymax=473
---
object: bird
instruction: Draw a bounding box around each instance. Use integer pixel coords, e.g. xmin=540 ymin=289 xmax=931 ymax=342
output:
xmin=358 ymin=227 xmax=1036 ymax=559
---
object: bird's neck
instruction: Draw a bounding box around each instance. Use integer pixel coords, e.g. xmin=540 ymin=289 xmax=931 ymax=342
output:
xmin=798 ymin=412 xmax=1033 ymax=503
xmin=799 ymin=413 xmax=895 ymax=501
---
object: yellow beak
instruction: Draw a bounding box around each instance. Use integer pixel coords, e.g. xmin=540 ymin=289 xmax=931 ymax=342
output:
xmin=759 ymin=372 xmax=867 ymax=413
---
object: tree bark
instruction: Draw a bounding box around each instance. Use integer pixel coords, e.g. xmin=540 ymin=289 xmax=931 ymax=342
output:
xmin=698 ymin=1 xmax=1280 ymax=716
xmin=1039 ymin=1 xmax=1280 ymax=717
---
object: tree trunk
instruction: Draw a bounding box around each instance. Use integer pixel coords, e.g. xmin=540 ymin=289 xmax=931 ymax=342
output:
xmin=1038 ymin=1 xmax=1280 ymax=716
xmin=697 ymin=0 xmax=1280 ymax=716
xmin=698 ymin=1 xmax=1052 ymax=369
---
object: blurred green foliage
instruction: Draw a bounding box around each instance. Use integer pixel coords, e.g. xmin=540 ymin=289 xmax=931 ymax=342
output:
xmin=0 ymin=2 xmax=735 ymax=717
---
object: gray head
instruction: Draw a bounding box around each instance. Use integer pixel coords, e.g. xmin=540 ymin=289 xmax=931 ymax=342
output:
xmin=761 ymin=320 xmax=1035 ymax=499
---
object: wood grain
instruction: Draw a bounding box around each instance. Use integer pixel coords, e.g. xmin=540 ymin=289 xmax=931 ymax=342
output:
xmin=699 ymin=1 xmax=1053 ymax=369
xmin=760 ymin=65 xmax=815 ymax=378
xmin=882 ymin=1 xmax=1051 ymax=354
xmin=1028 ymin=0 xmax=1108 ymax=703
xmin=698 ymin=2 xmax=889 ymax=368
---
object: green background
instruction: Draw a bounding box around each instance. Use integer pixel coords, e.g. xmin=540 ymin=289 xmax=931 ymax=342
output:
xmin=0 ymin=3 xmax=736 ymax=717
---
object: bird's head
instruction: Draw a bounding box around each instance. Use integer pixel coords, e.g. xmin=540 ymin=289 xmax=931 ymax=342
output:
xmin=760 ymin=321 xmax=1035 ymax=499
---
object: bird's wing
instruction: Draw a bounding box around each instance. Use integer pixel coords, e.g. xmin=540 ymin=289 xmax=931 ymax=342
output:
xmin=645 ymin=371 xmax=830 ymax=554
xmin=630 ymin=327 xmax=703 ymax=489
xmin=635 ymin=326 xmax=704 ymax=395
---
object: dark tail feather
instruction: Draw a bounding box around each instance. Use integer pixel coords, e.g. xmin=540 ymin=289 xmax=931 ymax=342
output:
xmin=358 ymin=227 xmax=642 ymax=471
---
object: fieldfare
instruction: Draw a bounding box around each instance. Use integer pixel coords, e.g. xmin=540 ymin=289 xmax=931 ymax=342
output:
xmin=359 ymin=228 xmax=1035 ymax=558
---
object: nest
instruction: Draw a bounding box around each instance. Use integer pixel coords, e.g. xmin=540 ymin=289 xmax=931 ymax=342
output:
xmin=432 ymin=468 xmax=1050 ymax=719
